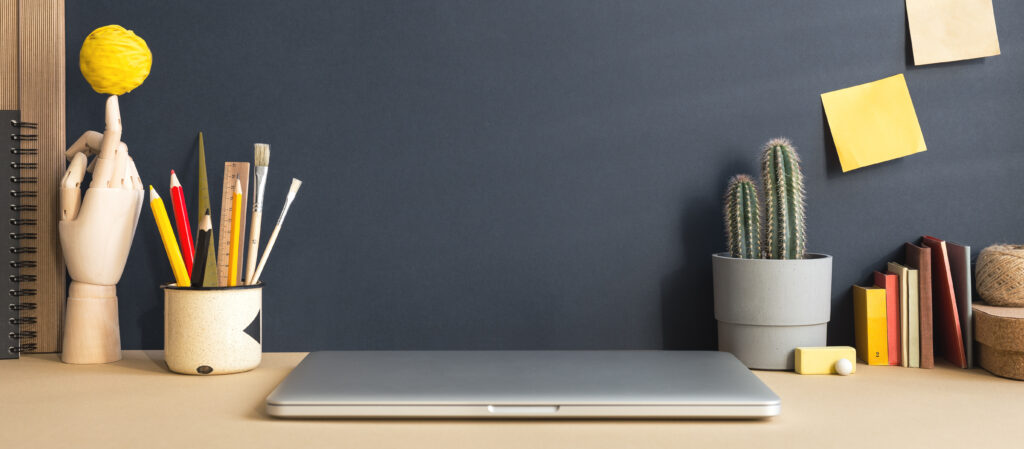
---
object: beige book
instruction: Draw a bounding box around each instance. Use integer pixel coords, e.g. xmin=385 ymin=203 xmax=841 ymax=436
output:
xmin=907 ymin=268 xmax=920 ymax=368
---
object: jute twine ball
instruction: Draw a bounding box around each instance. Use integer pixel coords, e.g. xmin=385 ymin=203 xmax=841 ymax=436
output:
xmin=976 ymin=244 xmax=1024 ymax=306
xmin=79 ymin=25 xmax=152 ymax=95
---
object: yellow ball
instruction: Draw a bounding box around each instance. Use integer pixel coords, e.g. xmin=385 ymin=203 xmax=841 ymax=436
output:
xmin=79 ymin=25 xmax=152 ymax=95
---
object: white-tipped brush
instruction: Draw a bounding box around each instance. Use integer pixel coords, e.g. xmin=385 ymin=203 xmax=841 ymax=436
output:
xmin=250 ymin=178 xmax=301 ymax=284
xmin=245 ymin=143 xmax=270 ymax=284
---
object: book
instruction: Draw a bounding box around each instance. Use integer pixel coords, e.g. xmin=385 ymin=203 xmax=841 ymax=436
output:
xmin=947 ymin=242 xmax=973 ymax=368
xmin=906 ymin=267 xmax=920 ymax=368
xmin=905 ymin=242 xmax=934 ymax=368
xmin=2 ymin=111 xmax=39 ymax=358
xmin=888 ymin=262 xmax=910 ymax=367
xmin=922 ymin=236 xmax=967 ymax=368
xmin=853 ymin=285 xmax=889 ymax=365
xmin=873 ymin=271 xmax=900 ymax=366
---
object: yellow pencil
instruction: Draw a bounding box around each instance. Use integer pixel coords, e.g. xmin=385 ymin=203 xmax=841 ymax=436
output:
xmin=228 ymin=178 xmax=243 ymax=286
xmin=149 ymin=186 xmax=191 ymax=287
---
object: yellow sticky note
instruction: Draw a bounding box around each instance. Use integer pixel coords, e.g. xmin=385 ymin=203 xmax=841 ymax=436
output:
xmin=821 ymin=74 xmax=926 ymax=172
xmin=906 ymin=0 xmax=1000 ymax=66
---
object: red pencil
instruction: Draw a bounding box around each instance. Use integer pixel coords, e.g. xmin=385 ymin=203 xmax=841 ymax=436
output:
xmin=170 ymin=170 xmax=195 ymax=276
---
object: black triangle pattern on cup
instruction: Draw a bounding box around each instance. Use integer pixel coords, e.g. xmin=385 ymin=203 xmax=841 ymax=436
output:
xmin=243 ymin=310 xmax=261 ymax=344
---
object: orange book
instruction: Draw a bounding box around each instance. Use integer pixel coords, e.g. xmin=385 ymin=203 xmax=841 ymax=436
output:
xmin=874 ymin=271 xmax=900 ymax=366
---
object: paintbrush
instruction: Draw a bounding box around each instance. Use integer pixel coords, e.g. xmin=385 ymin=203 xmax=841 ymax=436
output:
xmin=251 ymin=178 xmax=302 ymax=284
xmin=245 ymin=143 xmax=270 ymax=284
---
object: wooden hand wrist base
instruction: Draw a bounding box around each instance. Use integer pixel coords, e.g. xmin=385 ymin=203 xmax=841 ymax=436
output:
xmin=61 ymin=281 xmax=121 ymax=364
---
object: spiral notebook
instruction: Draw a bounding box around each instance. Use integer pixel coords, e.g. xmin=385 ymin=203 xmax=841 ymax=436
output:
xmin=3 ymin=111 xmax=39 ymax=358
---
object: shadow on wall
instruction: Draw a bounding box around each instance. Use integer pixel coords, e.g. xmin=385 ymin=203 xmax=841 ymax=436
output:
xmin=136 ymin=213 xmax=168 ymax=349
xmin=660 ymin=162 xmax=751 ymax=350
xmin=822 ymin=106 xmax=844 ymax=178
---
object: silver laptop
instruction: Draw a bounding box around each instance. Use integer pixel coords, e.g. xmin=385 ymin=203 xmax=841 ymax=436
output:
xmin=266 ymin=351 xmax=779 ymax=419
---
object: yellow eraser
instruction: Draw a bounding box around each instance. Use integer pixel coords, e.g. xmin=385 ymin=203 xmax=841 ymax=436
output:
xmin=795 ymin=346 xmax=857 ymax=375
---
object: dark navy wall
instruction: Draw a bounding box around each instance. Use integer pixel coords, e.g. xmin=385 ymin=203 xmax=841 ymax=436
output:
xmin=66 ymin=1 xmax=1024 ymax=350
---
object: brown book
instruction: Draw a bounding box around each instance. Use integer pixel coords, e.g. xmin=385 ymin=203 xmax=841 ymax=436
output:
xmin=905 ymin=242 xmax=934 ymax=368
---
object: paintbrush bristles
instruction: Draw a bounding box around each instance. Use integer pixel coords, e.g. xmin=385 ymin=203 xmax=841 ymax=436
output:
xmin=254 ymin=143 xmax=270 ymax=167
xmin=287 ymin=178 xmax=302 ymax=197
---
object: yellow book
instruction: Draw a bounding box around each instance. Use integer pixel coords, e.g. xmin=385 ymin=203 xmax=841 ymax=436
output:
xmin=853 ymin=285 xmax=888 ymax=365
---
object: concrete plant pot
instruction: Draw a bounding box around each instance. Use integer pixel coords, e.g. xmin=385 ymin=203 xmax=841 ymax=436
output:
xmin=712 ymin=252 xmax=832 ymax=370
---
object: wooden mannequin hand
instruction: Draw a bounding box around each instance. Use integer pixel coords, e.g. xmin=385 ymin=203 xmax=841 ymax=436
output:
xmin=58 ymin=95 xmax=145 ymax=286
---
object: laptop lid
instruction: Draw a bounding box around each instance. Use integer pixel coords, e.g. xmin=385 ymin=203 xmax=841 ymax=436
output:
xmin=266 ymin=351 xmax=779 ymax=418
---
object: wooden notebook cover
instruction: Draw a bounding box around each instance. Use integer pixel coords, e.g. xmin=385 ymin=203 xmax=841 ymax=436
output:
xmin=922 ymin=236 xmax=966 ymax=368
xmin=905 ymin=242 xmax=934 ymax=368
xmin=0 ymin=0 xmax=67 ymax=352
xmin=873 ymin=271 xmax=900 ymax=366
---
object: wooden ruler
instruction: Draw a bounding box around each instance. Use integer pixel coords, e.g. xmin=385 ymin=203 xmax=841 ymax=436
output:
xmin=217 ymin=162 xmax=249 ymax=286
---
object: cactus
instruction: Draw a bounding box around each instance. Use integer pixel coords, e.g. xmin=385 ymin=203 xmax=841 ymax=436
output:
xmin=760 ymin=138 xmax=806 ymax=259
xmin=724 ymin=174 xmax=761 ymax=259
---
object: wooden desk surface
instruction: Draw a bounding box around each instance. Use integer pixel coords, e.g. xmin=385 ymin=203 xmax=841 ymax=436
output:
xmin=2 ymin=351 xmax=1022 ymax=448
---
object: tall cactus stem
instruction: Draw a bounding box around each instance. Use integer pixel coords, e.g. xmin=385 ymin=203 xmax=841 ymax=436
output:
xmin=760 ymin=137 xmax=806 ymax=259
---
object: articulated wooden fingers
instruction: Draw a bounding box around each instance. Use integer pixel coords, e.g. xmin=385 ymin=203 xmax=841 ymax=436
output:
xmin=61 ymin=152 xmax=88 ymax=221
xmin=107 ymin=141 xmax=129 ymax=188
xmin=125 ymin=156 xmax=142 ymax=190
xmin=65 ymin=130 xmax=103 ymax=161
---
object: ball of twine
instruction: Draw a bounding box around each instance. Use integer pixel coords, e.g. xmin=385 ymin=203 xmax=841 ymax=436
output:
xmin=79 ymin=25 xmax=152 ymax=95
xmin=976 ymin=244 xmax=1024 ymax=306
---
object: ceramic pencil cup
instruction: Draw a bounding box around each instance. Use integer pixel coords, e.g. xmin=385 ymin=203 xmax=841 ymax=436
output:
xmin=163 ymin=283 xmax=263 ymax=375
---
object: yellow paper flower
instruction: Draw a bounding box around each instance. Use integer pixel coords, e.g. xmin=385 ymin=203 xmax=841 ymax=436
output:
xmin=79 ymin=25 xmax=152 ymax=95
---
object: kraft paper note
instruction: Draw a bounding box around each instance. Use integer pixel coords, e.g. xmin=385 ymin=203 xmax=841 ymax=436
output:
xmin=821 ymin=74 xmax=926 ymax=172
xmin=906 ymin=0 xmax=1000 ymax=66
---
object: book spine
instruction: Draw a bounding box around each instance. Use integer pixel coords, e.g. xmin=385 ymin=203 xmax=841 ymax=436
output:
xmin=854 ymin=285 xmax=889 ymax=365
xmin=875 ymin=272 xmax=900 ymax=366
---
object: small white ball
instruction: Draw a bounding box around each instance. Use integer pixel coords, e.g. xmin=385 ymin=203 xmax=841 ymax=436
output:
xmin=834 ymin=358 xmax=853 ymax=376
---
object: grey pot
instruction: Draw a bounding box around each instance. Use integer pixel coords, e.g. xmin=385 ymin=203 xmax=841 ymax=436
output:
xmin=712 ymin=252 xmax=832 ymax=370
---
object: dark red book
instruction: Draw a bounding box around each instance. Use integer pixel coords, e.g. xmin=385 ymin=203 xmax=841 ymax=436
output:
xmin=922 ymin=236 xmax=967 ymax=368
xmin=873 ymin=271 xmax=900 ymax=366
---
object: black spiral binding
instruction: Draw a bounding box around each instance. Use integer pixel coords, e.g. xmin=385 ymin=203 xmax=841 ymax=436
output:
xmin=8 ymin=119 xmax=37 ymax=355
